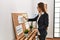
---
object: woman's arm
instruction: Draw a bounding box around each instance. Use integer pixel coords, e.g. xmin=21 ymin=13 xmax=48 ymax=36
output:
xmin=43 ymin=14 xmax=49 ymax=30
xmin=44 ymin=14 xmax=49 ymax=30
xmin=23 ymin=15 xmax=38 ymax=21
xmin=28 ymin=15 xmax=38 ymax=21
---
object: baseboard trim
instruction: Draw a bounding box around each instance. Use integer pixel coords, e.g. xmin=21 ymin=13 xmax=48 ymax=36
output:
xmin=46 ymin=38 xmax=53 ymax=39
xmin=46 ymin=38 xmax=60 ymax=40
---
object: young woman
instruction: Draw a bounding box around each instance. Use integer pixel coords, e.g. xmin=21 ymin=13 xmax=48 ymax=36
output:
xmin=24 ymin=2 xmax=49 ymax=40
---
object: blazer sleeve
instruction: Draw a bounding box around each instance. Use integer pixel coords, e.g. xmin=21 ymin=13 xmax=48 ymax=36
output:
xmin=44 ymin=14 xmax=49 ymax=27
xmin=40 ymin=14 xmax=49 ymax=29
xmin=28 ymin=15 xmax=38 ymax=21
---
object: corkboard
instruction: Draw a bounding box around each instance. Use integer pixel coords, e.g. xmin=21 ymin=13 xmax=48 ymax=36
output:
xmin=12 ymin=13 xmax=28 ymax=40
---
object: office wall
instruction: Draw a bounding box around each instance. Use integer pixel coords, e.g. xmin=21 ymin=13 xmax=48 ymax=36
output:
xmin=0 ymin=0 xmax=15 ymax=40
xmin=0 ymin=0 xmax=54 ymax=40
xmin=0 ymin=0 xmax=33 ymax=40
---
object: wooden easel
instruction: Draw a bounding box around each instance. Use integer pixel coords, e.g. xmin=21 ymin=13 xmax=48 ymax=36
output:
xmin=12 ymin=13 xmax=28 ymax=40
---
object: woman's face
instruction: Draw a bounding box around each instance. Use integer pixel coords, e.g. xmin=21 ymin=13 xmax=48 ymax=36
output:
xmin=37 ymin=7 xmax=41 ymax=13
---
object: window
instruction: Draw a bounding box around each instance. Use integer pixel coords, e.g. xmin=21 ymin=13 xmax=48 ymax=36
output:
xmin=54 ymin=0 xmax=60 ymax=37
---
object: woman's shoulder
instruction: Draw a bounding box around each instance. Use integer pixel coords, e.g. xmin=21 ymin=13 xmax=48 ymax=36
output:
xmin=44 ymin=12 xmax=48 ymax=16
xmin=42 ymin=12 xmax=49 ymax=18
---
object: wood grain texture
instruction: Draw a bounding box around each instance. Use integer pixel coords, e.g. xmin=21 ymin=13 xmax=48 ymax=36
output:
xmin=46 ymin=38 xmax=60 ymax=40
xmin=12 ymin=13 xmax=28 ymax=40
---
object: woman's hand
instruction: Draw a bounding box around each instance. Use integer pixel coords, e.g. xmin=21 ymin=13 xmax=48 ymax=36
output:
xmin=35 ymin=29 xmax=38 ymax=32
xmin=23 ymin=16 xmax=28 ymax=20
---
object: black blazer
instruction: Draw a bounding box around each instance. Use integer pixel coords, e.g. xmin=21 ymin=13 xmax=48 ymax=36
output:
xmin=28 ymin=12 xmax=49 ymax=30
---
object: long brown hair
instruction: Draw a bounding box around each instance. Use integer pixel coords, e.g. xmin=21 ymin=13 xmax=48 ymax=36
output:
xmin=38 ymin=2 xmax=46 ymax=13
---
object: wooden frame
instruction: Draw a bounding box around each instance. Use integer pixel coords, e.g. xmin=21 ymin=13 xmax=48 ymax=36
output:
xmin=12 ymin=13 xmax=28 ymax=40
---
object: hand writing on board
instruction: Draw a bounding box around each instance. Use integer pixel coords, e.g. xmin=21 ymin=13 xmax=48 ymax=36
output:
xmin=23 ymin=16 xmax=28 ymax=20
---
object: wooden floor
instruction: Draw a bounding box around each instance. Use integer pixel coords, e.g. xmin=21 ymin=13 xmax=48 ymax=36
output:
xmin=46 ymin=38 xmax=60 ymax=40
xmin=38 ymin=35 xmax=60 ymax=40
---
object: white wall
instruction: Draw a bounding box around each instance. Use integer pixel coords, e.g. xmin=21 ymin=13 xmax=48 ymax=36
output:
xmin=12 ymin=0 xmax=33 ymax=18
xmin=0 ymin=0 xmax=54 ymax=40
xmin=0 ymin=0 xmax=15 ymax=40
xmin=0 ymin=0 xmax=33 ymax=40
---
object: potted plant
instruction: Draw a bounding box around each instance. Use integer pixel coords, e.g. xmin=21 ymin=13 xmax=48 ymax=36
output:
xmin=30 ymin=22 xmax=33 ymax=32
xmin=24 ymin=29 xmax=29 ymax=37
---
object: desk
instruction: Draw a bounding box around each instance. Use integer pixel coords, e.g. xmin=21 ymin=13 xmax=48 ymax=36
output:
xmin=16 ymin=29 xmax=37 ymax=40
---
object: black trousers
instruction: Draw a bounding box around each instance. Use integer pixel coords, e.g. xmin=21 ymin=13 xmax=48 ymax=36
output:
xmin=38 ymin=28 xmax=47 ymax=40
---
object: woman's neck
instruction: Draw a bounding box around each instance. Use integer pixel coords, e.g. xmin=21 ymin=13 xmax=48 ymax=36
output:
xmin=39 ymin=11 xmax=43 ymax=15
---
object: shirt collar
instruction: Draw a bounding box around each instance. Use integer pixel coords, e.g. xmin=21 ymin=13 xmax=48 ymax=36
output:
xmin=42 ymin=12 xmax=44 ymax=15
xmin=38 ymin=12 xmax=44 ymax=16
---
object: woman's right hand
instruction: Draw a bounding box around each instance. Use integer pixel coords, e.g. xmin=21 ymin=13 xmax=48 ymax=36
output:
xmin=23 ymin=16 xmax=28 ymax=20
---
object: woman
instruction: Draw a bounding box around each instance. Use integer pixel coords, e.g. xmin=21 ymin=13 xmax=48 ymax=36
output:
xmin=24 ymin=2 xmax=49 ymax=40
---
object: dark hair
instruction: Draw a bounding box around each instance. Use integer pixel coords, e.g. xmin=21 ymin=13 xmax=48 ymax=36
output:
xmin=38 ymin=2 xmax=46 ymax=13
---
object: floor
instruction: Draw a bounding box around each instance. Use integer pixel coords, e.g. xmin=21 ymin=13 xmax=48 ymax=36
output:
xmin=38 ymin=35 xmax=60 ymax=40
xmin=46 ymin=38 xmax=60 ymax=40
